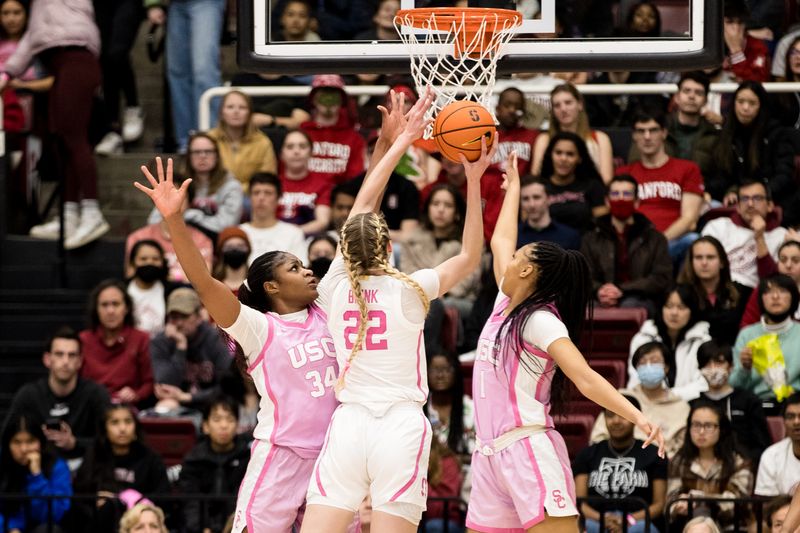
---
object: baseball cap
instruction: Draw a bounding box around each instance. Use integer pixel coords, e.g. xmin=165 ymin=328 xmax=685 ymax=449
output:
xmin=166 ymin=288 xmax=201 ymax=315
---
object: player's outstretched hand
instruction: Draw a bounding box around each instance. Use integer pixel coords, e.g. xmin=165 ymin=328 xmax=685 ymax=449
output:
xmin=398 ymin=87 xmax=434 ymax=145
xmin=377 ymin=89 xmax=408 ymax=145
xmin=134 ymin=157 xmax=191 ymax=220
xmin=501 ymin=150 xmax=519 ymax=191
xmin=460 ymin=135 xmax=497 ymax=183
xmin=637 ymin=417 xmax=666 ymax=458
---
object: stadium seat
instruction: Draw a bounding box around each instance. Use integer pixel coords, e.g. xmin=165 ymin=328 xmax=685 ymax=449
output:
xmin=441 ymin=305 xmax=461 ymax=355
xmin=767 ymin=416 xmax=786 ymax=443
xmin=569 ymin=399 xmax=603 ymax=419
xmin=580 ymin=307 xmax=647 ymax=361
xmin=140 ymin=418 xmax=198 ymax=467
xmin=461 ymin=360 xmax=473 ymax=397
xmin=554 ymin=414 xmax=596 ymax=459
xmin=588 ymin=358 xmax=628 ymax=389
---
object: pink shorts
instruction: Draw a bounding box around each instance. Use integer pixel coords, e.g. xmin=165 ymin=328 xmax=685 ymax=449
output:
xmin=231 ymin=440 xmax=314 ymax=533
xmin=466 ymin=430 xmax=577 ymax=532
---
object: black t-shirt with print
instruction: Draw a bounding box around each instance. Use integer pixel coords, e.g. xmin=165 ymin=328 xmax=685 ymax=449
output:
xmin=545 ymin=178 xmax=605 ymax=233
xmin=573 ymin=439 xmax=668 ymax=511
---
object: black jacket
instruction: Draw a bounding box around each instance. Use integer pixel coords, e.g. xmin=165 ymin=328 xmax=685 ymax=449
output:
xmin=177 ymin=435 xmax=250 ymax=533
xmin=580 ymin=213 xmax=672 ymax=299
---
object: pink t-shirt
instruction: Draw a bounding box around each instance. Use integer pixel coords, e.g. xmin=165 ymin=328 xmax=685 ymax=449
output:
xmin=616 ymin=157 xmax=704 ymax=233
xmin=223 ymin=303 xmax=338 ymax=458
xmin=472 ymin=294 xmax=568 ymax=441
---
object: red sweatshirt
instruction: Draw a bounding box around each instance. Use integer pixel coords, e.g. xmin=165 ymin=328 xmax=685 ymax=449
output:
xmin=79 ymin=326 xmax=154 ymax=402
xmin=301 ymin=112 xmax=366 ymax=185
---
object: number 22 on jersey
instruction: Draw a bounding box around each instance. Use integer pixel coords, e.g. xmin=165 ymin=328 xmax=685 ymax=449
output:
xmin=342 ymin=310 xmax=388 ymax=350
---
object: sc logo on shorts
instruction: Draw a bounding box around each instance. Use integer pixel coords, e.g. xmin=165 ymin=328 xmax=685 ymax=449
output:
xmin=551 ymin=489 xmax=566 ymax=509
xmin=421 ymin=478 xmax=429 ymax=498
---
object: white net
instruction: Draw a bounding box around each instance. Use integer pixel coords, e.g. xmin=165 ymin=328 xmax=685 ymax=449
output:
xmin=393 ymin=8 xmax=522 ymax=138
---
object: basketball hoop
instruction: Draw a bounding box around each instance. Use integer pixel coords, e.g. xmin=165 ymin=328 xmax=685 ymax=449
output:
xmin=393 ymin=7 xmax=522 ymax=138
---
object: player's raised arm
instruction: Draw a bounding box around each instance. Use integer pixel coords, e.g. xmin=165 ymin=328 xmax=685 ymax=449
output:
xmin=434 ymin=139 xmax=495 ymax=298
xmin=491 ymin=151 xmax=520 ymax=286
xmin=134 ymin=157 xmax=240 ymax=327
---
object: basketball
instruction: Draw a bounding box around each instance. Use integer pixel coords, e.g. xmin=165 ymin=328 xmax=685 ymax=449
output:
xmin=433 ymin=100 xmax=496 ymax=163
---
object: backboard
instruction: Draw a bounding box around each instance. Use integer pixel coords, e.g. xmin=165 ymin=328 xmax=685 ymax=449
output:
xmin=238 ymin=0 xmax=721 ymax=74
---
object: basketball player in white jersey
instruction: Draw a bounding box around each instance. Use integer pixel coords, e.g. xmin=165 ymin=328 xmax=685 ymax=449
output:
xmin=298 ymin=90 xmax=492 ymax=533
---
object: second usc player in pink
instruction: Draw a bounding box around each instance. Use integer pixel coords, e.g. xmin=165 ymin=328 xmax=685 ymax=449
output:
xmin=466 ymin=152 xmax=666 ymax=533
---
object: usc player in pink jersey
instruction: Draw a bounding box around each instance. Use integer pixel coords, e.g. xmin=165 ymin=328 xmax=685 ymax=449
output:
xmin=299 ymin=90 xmax=492 ymax=533
xmin=465 ymin=152 xmax=666 ymax=533
xmin=136 ymin=158 xmax=342 ymax=533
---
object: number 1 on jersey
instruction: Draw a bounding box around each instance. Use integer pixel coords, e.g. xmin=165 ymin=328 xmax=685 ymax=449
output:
xmin=343 ymin=310 xmax=388 ymax=350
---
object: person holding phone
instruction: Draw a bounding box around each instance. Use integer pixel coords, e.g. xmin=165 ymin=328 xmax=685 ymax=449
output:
xmin=4 ymin=326 xmax=110 ymax=470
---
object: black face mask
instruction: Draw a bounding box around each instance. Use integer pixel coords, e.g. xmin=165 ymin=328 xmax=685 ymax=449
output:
xmin=310 ymin=257 xmax=333 ymax=280
xmin=223 ymin=249 xmax=249 ymax=269
xmin=135 ymin=264 xmax=166 ymax=284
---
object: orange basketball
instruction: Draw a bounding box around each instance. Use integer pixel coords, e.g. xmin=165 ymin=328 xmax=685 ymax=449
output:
xmin=433 ymin=100 xmax=496 ymax=163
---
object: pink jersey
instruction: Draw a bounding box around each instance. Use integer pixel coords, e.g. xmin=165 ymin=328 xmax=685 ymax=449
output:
xmin=473 ymin=296 xmax=567 ymax=441
xmin=223 ymin=303 xmax=339 ymax=459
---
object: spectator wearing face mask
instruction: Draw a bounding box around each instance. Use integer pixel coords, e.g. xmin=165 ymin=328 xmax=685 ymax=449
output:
xmin=591 ymin=341 xmax=690 ymax=458
xmin=126 ymin=239 xmax=179 ymax=337
xmin=580 ymin=174 xmax=672 ymax=317
xmin=307 ymin=234 xmax=336 ymax=281
xmin=690 ymin=340 xmax=771 ymax=463
xmin=213 ymin=227 xmax=252 ymax=295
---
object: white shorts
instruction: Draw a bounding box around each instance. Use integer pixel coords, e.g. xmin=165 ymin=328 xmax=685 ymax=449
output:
xmin=307 ymin=402 xmax=431 ymax=525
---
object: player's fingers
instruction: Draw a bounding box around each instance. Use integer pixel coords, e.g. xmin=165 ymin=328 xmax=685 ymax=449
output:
xmin=134 ymin=181 xmax=155 ymax=197
xmin=166 ymin=157 xmax=174 ymax=183
xmin=140 ymin=165 xmax=158 ymax=187
xmin=178 ymin=178 xmax=193 ymax=195
xmin=156 ymin=156 xmax=164 ymax=182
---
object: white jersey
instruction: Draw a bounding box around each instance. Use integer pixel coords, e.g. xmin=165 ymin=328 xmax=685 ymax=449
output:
xmin=317 ymin=256 xmax=439 ymax=416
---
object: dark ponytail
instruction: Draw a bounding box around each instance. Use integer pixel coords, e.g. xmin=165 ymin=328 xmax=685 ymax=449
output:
xmin=494 ymin=242 xmax=593 ymax=415
xmin=224 ymin=251 xmax=291 ymax=375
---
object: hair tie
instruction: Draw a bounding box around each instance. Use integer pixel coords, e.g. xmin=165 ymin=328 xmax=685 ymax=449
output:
xmin=243 ymin=279 xmax=251 ymax=292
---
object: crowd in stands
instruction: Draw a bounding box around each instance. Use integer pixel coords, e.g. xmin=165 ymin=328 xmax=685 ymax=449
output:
xmin=7 ymin=0 xmax=800 ymax=531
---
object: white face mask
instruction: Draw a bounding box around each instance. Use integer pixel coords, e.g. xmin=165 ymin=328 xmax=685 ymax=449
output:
xmin=701 ymin=366 xmax=730 ymax=388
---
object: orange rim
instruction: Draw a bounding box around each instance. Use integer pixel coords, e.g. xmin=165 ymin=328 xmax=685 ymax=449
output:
xmin=394 ymin=7 xmax=523 ymax=32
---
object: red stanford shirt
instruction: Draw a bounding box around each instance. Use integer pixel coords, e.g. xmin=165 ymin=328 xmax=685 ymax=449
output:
xmin=277 ymin=169 xmax=333 ymax=226
xmin=616 ymin=157 xmax=704 ymax=233
xmin=488 ymin=126 xmax=539 ymax=177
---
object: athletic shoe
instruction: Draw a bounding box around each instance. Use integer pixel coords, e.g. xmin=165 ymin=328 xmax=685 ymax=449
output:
xmin=64 ymin=214 xmax=110 ymax=250
xmin=122 ymin=107 xmax=145 ymax=142
xmin=29 ymin=213 xmax=78 ymax=240
xmin=95 ymin=132 xmax=124 ymax=156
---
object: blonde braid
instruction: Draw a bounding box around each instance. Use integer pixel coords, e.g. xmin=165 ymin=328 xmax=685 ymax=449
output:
xmin=337 ymin=217 xmax=370 ymax=391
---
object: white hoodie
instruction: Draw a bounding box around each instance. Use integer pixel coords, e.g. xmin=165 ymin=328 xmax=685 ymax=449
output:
xmin=627 ymin=319 xmax=712 ymax=401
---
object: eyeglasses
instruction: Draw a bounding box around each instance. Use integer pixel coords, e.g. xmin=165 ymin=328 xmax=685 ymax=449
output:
xmin=790 ymin=49 xmax=800 ymax=57
xmin=633 ymin=127 xmax=662 ymax=136
xmin=738 ymin=194 xmax=767 ymax=204
xmin=189 ymin=149 xmax=216 ymax=157
xmin=690 ymin=422 xmax=719 ymax=433
xmin=784 ymin=413 xmax=800 ymax=421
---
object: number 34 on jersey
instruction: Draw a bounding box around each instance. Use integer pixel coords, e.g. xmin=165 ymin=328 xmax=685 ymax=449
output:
xmin=288 ymin=338 xmax=337 ymax=398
